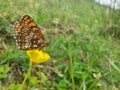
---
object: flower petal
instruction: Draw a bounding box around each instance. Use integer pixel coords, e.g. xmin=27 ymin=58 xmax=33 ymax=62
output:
xmin=26 ymin=50 xmax=50 ymax=64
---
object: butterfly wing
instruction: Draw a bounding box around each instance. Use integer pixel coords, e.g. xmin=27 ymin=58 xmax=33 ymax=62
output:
xmin=14 ymin=15 xmax=48 ymax=50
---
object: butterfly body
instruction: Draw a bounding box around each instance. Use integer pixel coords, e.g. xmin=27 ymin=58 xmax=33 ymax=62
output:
xmin=14 ymin=15 xmax=48 ymax=50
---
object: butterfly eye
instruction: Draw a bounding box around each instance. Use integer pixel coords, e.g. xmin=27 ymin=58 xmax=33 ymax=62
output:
xmin=14 ymin=15 xmax=48 ymax=50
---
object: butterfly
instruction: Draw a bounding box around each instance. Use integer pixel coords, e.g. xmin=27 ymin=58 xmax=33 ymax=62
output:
xmin=13 ymin=15 xmax=48 ymax=50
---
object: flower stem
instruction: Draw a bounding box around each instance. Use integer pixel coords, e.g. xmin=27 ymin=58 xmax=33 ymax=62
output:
xmin=21 ymin=62 xmax=32 ymax=89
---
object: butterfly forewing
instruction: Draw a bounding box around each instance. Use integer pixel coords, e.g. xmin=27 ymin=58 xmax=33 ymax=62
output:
xmin=14 ymin=15 xmax=48 ymax=50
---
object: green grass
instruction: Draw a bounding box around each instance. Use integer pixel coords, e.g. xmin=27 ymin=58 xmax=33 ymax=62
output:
xmin=0 ymin=0 xmax=120 ymax=90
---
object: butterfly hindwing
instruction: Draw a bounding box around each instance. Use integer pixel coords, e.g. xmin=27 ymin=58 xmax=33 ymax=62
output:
xmin=14 ymin=15 xmax=48 ymax=50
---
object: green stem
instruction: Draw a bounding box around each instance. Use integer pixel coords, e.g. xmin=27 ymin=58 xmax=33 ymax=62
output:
xmin=69 ymin=50 xmax=75 ymax=90
xmin=20 ymin=62 xmax=32 ymax=89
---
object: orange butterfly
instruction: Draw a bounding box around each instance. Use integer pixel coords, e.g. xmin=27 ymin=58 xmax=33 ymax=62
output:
xmin=13 ymin=15 xmax=48 ymax=50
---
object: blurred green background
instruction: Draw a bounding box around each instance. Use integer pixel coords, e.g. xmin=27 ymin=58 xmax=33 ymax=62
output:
xmin=0 ymin=0 xmax=120 ymax=90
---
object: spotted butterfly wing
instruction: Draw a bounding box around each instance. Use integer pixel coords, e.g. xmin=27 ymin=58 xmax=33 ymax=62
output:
xmin=14 ymin=15 xmax=48 ymax=50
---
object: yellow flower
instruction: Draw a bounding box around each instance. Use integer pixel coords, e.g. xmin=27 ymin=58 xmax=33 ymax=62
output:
xmin=94 ymin=19 xmax=98 ymax=24
xmin=26 ymin=50 xmax=50 ymax=64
